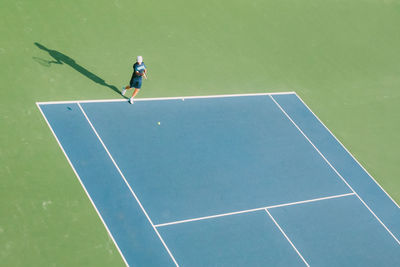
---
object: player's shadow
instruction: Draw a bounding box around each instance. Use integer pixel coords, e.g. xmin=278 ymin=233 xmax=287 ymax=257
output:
xmin=34 ymin=42 xmax=123 ymax=96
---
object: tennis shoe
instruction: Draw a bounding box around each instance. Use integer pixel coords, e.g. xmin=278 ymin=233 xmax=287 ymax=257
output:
xmin=129 ymin=97 xmax=134 ymax=104
xmin=121 ymin=87 xmax=127 ymax=96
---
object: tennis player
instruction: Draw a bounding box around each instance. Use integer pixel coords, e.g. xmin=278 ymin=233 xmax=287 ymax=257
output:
xmin=122 ymin=56 xmax=147 ymax=104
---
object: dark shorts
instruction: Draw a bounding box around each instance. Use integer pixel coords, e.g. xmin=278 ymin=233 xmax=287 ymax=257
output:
xmin=130 ymin=78 xmax=142 ymax=89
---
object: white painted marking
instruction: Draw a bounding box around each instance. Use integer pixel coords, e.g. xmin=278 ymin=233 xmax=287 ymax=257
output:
xmin=77 ymin=103 xmax=179 ymax=266
xmin=269 ymin=95 xmax=400 ymax=246
xmin=265 ymin=209 xmax=310 ymax=266
xmin=36 ymin=103 xmax=129 ymax=267
xmin=155 ymin=193 xmax=355 ymax=228
xmin=36 ymin=91 xmax=295 ymax=105
xmin=37 ymin=98 xmax=127 ymax=105
xmin=294 ymin=93 xmax=400 ymax=209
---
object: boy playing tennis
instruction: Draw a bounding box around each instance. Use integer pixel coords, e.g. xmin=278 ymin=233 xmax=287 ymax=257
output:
xmin=122 ymin=56 xmax=147 ymax=104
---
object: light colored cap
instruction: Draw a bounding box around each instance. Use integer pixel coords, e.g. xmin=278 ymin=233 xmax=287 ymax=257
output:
xmin=137 ymin=56 xmax=143 ymax=63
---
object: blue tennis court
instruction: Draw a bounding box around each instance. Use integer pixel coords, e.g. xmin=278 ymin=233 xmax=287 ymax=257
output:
xmin=37 ymin=92 xmax=400 ymax=266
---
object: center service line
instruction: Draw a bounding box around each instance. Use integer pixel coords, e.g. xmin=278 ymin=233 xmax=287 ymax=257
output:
xmin=265 ymin=209 xmax=310 ymax=266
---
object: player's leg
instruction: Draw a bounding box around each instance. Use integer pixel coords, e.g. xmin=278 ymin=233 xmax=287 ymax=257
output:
xmin=132 ymin=88 xmax=140 ymax=98
xmin=129 ymin=89 xmax=140 ymax=104
xmin=129 ymin=79 xmax=142 ymax=104
xmin=121 ymin=85 xmax=130 ymax=96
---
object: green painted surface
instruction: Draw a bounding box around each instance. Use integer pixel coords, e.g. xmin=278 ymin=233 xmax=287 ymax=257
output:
xmin=1 ymin=0 xmax=399 ymax=265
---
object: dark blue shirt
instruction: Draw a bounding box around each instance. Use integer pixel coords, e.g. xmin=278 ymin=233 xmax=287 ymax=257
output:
xmin=132 ymin=62 xmax=146 ymax=79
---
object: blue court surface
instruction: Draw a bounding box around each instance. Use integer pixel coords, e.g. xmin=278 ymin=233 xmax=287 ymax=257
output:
xmin=37 ymin=92 xmax=400 ymax=266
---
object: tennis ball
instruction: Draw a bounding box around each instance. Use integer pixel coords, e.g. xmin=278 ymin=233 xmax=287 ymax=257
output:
xmin=158 ymin=122 xmax=161 ymax=125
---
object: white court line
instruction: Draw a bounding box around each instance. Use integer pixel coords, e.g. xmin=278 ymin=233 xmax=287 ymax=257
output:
xmin=269 ymin=95 xmax=400 ymax=246
xmin=294 ymin=93 xmax=400 ymax=209
xmin=37 ymin=91 xmax=399 ymax=211
xmin=154 ymin=193 xmax=355 ymax=228
xmin=265 ymin=209 xmax=310 ymax=267
xmin=76 ymin=103 xmax=179 ymax=266
xmin=36 ymin=91 xmax=295 ymax=105
xmin=36 ymin=103 xmax=129 ymax=267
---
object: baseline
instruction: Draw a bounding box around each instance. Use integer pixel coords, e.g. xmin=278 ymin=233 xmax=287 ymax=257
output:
xmin=36 ymin=91 xmax=295 ymax=105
